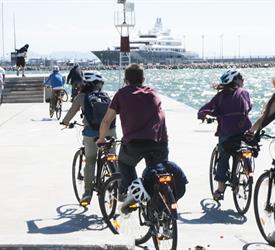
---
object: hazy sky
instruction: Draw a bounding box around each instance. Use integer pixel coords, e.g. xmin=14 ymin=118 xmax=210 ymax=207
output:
xmin=1 ymin=0 xmax=275 ymax=59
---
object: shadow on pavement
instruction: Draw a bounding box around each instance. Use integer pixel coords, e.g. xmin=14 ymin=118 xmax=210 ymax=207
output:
xmin=178 ymin=198 xmax=247 ymax=225
xmin=26 ymin=204 xmax=107 ymax=234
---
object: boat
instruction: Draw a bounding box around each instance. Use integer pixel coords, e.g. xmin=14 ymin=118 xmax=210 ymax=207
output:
xmin=92 ymin=18 xmax=199 ymax=65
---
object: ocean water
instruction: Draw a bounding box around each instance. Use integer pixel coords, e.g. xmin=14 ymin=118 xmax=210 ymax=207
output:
xmin=101 ymin=67 xmax=275 ymax=132
xmin=7 ymin=67 xmax=275 ymax=131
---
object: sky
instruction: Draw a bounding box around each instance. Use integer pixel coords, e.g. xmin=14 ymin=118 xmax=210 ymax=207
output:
xmin=1 ymin=0 xmax=275 ymax=60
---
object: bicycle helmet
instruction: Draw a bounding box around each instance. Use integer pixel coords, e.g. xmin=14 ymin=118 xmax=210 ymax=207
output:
xmin=220 ymin=69 xmax=240 ymax=85
xmin=128 ymin=178 xmax=150 ymax=203
xmin=83 ymin=71 xmax=104 ymax=83
xmin=53 ymin=65 xmax=59 ymax=72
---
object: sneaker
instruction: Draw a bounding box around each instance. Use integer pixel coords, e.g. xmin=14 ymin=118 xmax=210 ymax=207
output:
xmin=120 ymin=195 xmax=137 ymax=215
xmin=79 ymin=192 xmax=92 ymax=207
xmin=267 ymin=231 xmax=275 ymax=243
xmin=213 ymin=190 xmax=224 ymax=201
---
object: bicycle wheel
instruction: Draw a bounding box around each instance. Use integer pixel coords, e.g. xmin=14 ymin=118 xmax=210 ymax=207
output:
xmin=99 ymin=173 xmax=151 ymax=245
xmin=151 ymin=184 xmax=178 ymax=250
xmin=254 ymin=171 xmax=275 ymax=246
xmin=209 ymin=146 xmax=219 ymax=196
xmin=61 ymin=89 xmax=68 ymax=102
xmin=55 ymin=101 xmax=62 ymax=120
xmin=232 ymin=157 xmax=253 ymax=215
xmin=72 ymin=148 xmax=86 ymax=202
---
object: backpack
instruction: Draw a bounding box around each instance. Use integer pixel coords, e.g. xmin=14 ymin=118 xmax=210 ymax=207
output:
xmin=142 ymin=161 xmax=188 ymax=201
xmin=83 ymin=91 xmax=115 ymax=130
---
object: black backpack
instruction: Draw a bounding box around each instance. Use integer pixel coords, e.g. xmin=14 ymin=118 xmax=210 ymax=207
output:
xmin=84 ymin=91 xmax=115 ymax=130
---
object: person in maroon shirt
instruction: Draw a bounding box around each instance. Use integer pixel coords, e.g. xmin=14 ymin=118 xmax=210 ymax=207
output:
xmin=97 ymin=64 xmax=169 ymax=196
xmin=198 ymin=69 xmax=252 ymax=201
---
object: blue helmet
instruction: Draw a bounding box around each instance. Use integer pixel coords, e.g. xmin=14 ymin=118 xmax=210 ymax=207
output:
xmin=220 ymin=69 xmax=241 ymax=85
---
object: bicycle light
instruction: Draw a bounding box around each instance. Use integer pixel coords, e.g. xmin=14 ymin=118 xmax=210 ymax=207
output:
xmin=107 ymin=154 xmax=118 ymax=161
xmin=159 ymin=175 xmax=172 ymax=183
xmin=242 ymin=150 xmax=253 ymax=158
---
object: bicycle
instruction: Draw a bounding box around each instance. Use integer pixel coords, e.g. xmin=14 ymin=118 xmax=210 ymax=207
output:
xmin=206 ymin=117 xmax=260 ymax=214
xmin=67 ymin=121 xmax=120 ymax=207
xmin=48 ymin=87 xmax=67 ymax=120
xmin=253 ymin=131 xmax=275 ymax=247
xmin=99 ymin=165 xmax=179 ymax=249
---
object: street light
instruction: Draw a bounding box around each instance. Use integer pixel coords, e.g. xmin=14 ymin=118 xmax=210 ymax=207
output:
xmin=237 ymin=35 xmax=240 ymax=59
xmin=201 ymin=34 xmax=205 ymax=60
xmin=219 ymin=34 xmax=224 ymax=60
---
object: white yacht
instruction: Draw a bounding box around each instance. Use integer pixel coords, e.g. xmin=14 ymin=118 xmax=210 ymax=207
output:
xmin=92 ymin=18 xmax=199 ymax=65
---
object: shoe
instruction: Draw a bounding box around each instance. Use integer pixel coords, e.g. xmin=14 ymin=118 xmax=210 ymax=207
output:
xmin=22 ymin=74 xmax=26 ymax=77
xmin=79 ymin=192 xmax=92 ymax=207
xmin=120 ymin=194 xmax=137 ymax=215
xmin=213 ymin=190 xmax=224 ymax=201
xmin=118 ymin=193 xmax=127 ymax=202
xmin=267 ymin=231 xmax=275 ymax=243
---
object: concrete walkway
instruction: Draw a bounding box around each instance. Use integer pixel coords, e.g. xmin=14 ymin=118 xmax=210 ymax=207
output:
xmin=0 ymin=95 xmax=273 ymax=250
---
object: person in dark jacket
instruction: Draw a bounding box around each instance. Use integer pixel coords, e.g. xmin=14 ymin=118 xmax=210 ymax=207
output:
xmin=67 ymin=64 xmax=83 ymax=101
xmin=16 ymin=44 xmax=29 ymax=77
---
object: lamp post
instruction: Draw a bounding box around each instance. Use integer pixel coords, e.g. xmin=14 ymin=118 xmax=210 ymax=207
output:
xmin=237 ymin=34 xmax=240 ymax=59
xmin=219 ymin=34 xmax=224 ymax=60
xmin=201 ymin=34 xmax=205 ymax=60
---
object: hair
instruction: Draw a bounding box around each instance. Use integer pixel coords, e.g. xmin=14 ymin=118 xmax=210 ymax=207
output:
xmin=124 ymin=64 xmax=144 ymax=86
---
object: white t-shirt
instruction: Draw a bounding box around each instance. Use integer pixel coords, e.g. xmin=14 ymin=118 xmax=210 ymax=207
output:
xmin=0 ymin=67 xmax=5 ymax=83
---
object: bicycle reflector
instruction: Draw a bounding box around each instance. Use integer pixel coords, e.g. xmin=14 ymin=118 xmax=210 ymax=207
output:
xmin=107 ymin=154 xmax=118 ymax=161
xmin=242 ymin=150 xmax=253 ymax=158
xmin=159 ymin=175 xmax=172 ymax=183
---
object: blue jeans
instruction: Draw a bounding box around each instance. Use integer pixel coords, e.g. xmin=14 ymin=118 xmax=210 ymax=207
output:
xmin=215 ymin=136 xmax=231 ymax=183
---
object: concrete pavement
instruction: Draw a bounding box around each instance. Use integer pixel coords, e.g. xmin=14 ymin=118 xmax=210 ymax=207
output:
xmin=0 ymin=95 xmax=274 ymax=250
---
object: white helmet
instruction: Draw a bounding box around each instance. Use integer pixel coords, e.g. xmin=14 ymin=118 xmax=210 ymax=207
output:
xmin=128 ymin=178 xmax=150 ymax=203
xmin=83 ymin=71 xmax=104 ymax=83
xmin=220 ymin=69 xmax=241 ymax=85
xmin=53 ymin=65 xmax=59 ymax=72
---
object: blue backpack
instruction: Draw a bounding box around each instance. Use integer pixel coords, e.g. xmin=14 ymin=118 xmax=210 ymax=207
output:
xmin=142 ymin=161 xmax=188 ymax=201
xmin=84 ymin=91 xmax=115 ymax=130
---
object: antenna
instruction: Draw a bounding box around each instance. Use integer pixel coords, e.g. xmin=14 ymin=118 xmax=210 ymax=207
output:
xmin=115 ymin=0 xmax=135 ymax=87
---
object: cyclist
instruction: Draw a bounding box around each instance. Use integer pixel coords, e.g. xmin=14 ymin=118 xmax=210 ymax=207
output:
xmin=66 ymin=63 xmax=83 ymax=102
xmin=61 ymin=72 xmax=116 ymax=205
xmin=0 ymin=66 xmax=5 ymax=99
xmin=197 ymin=69 xmax=252 ymax=200
xmin=44 ymin=66 xmax=65 ymax=113
xmin=96 ymin=63 xmax=169 ymax=200
xmin=247 ymin=76 xmax=275 ymax=134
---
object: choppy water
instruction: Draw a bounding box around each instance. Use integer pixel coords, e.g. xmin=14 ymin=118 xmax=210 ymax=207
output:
xmin=102 ymin=67 xmax=275 ymax=132
xmin=7 ymin=67 xmax=275 ymax=131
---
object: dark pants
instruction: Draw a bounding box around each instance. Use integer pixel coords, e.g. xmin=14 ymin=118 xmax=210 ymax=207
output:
xmin=118 ymin=139 xmax=169 ymax=194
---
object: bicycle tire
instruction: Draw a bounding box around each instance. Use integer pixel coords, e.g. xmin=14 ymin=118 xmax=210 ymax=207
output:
xmin=72 ymin=148 xmax=88 ymax=202
xmin=99 ymin=173 xmax=151 ymax=245
xmin=61 ymin=89 xmax=68 ymax=102
xmin=254 ymin=171 xmax=275 ymax=246
xmin=152 ymin=185 xmax=178 ymax=250
xmin=209 ymin=146 xmax=219 ymax=196
xmin=232 ymin=157 xmax=253 ymax=215
xmin=55 ymin=102 xmax=62 ymax=120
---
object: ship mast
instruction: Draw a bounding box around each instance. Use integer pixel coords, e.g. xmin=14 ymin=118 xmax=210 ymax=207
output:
xmin=115 ymin=0 xmax=135 ymax=87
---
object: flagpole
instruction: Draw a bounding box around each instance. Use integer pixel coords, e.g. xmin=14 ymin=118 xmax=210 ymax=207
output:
xmin=13 ymin=13 xmax=16 ymax=51
xmin=1 ymin=1 xmax=5 ymax=61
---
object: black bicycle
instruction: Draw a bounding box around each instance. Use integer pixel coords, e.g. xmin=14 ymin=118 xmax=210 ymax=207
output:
xmin=48 ymin=87 xmax=68 ymax=119
xmin=253 ymin=131 xmax=275 ymax=246
xmin=99 ymin=168 xmax=178 ymax=249
xmin=206 ymin=117 xmax=260 ymax=214
xmin=69 ymin=122 xmax=120 ymax=206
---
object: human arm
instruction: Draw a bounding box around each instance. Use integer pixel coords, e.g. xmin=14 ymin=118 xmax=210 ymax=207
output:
xmin=197 ymin=95 xmax=218 ymax=120
xmin=61 ymin=95 xmax=82 ymax=125
xmin=248 ymin=97 xmax=275 ymax=133
xmin=96 ymin=107 xmax=117 ymax=144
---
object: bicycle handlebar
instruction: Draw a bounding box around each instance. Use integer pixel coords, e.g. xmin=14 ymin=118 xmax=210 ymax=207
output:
xmin=60 ymin=121 xmax=84 ymax=129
